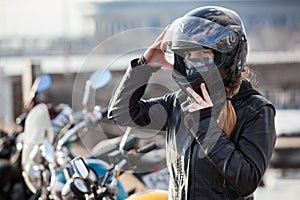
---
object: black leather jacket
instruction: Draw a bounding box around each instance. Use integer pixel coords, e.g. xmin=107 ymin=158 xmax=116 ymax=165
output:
xmin=108 ymin=59 xmax=276 ymax=200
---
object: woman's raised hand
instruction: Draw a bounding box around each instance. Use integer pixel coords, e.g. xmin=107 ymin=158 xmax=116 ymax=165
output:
xmin=143 ymin=25 xmax=173 ymax=68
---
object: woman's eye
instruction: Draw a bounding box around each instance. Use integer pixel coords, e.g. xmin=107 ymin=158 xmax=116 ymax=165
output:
xmin=202 ymin=50 xmax=210 ymax=55
xmin=184 ymin=53 xmax=191 ymax=59
xmin=201 ymin=51 xmax=212 ymax=57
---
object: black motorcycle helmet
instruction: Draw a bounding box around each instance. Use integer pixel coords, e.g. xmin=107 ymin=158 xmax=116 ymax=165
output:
xmin=162 ymin=6 xmax=248 ymax=95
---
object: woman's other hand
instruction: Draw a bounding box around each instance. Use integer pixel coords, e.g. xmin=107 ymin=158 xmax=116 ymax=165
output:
xmin=186 ymin=83 xmax=213 ymax=112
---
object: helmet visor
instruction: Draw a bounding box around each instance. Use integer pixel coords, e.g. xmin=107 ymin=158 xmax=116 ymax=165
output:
xmin=161 ymin=16 xmax=239 ymax=54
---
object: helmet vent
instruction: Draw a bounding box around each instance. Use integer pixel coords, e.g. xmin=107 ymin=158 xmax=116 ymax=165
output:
xmin=227 ymin=35 xmax=237 ymax=46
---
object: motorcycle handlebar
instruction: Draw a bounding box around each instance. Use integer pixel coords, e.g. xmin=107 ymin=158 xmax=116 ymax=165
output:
xmin=57 ymin=107 xmax=108 ymax=149
xmin=57 ymin=120 xmax=88 ymax=149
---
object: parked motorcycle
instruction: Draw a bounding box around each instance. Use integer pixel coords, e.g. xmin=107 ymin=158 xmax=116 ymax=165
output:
xmin=58 ymin=69 xmax=169 ymax=198
xmin=20 ymin=68 xmax=129 ymax=199
xmin=71 ymin=68 xmax=169 ymax=194
xmin=56 ymin=111 xmax=169 ymax=199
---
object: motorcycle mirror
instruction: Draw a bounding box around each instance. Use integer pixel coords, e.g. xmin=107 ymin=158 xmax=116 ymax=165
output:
xmin=71 ymin=157 xmax=90 ymax=180
xmin=36 ymin=74 xmax=52 ymax=93
xmin=26 ymin=74 xmax=52 ymax=109
xmin=82 ymin=68 xmax=112 ymax=107
xmin=89 ymin=68 xmax=112 ymax=90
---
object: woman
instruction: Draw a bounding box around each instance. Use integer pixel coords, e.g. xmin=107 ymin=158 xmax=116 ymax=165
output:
xmin=108 ymin=6 xmax=276 ymax=200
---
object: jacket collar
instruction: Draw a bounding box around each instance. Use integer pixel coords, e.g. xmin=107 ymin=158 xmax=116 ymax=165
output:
xmin=232 ymin=80 xmax=261 ymax=102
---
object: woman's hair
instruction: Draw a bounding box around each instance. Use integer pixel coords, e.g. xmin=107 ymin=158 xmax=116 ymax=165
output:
xmin=217 ymin=66 xmax=256 ymax=137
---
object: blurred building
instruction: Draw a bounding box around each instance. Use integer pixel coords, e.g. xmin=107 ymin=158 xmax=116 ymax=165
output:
xmin=1 ymin=0 xmax=300 ymax=56
xmin=81 ymin=0 xmax=300 ymax=51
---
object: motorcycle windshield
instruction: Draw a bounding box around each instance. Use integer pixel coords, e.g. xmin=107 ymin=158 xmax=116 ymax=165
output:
xmin=21 ymin=103 xmax=55 ymax=192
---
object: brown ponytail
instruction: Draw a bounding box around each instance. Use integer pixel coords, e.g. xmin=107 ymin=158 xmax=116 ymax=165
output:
xmin=217 ymin=87 xmax=237 ymax=137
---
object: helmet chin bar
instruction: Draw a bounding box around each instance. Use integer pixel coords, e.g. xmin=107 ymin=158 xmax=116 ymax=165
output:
xmin=172 ymin=58 xmax=222 ymax=100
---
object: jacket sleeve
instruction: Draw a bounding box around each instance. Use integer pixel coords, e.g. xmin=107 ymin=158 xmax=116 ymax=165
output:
xmin=192 ymin=103 xmax=276 ymax=196
xmin=108 ymin=59 xmax=169 ymax=130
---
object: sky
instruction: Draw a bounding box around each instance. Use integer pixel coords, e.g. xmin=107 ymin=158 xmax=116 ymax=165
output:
xmin=0 ymin=0 xmax=86 ymax=38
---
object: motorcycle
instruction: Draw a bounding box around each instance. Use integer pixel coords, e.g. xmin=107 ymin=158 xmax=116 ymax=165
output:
xmin=56 ymin=113 xmax=169 ymax=199
xmin=57 ymin=68 xmax=169 ymax=193
xmin=20 ymin=68 xmax=129 ymax=199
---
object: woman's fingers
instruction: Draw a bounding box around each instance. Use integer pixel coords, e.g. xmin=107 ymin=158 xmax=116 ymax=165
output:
xmin=186 ymin=87 xmax=204 ymax=104
xmin=156 ymin=24 xmax=171 ymax=42
xmin=200 ymin=83 xmax=213 ymax=105
xmin=152 ymin=24 xmax=170 ymax=49
xmin=186 ymin=83 xmax=213 ymax=112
